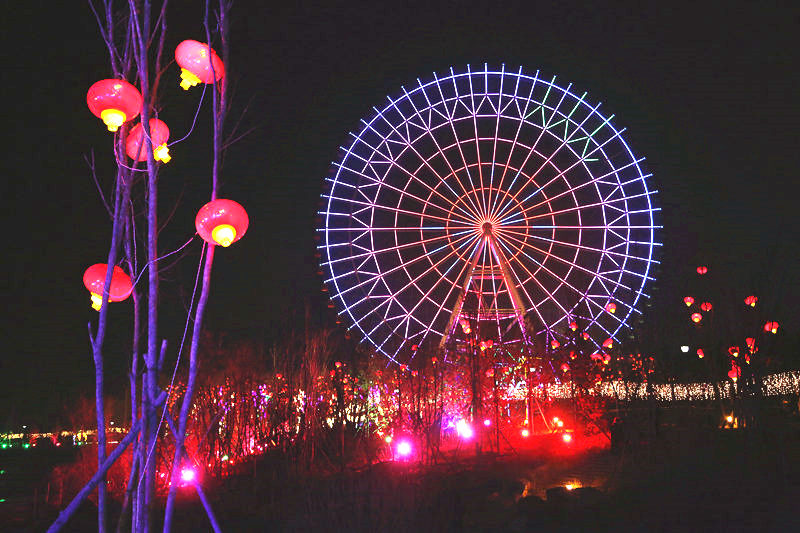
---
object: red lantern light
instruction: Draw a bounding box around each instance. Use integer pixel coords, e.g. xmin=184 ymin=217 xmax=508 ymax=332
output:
xmin=581 ymin=332 xmax=590 ymax=340
xmin=485 ymin=368 xmax=494 ymax=378
xmin=696 ymin=348 xmax=704 ymax=359
xmin=691 ymin=313 xmax=702 ymax=323
xmin=700 ymin=302 xmax=713 ymax=312
xmin=560 ymin=363 xmax=570 ymax=373
xmin=728 ymin=365 xmax=741 ymax=381
xmin=728 ymin=346 xmax=740 ymax=358
xmin=763 ymin=321 xmax=779 ymax=334
xmin=195 ymin=199 xmax=249 ymax=247
xmin=83 ymin=264 xmax=132 ymax=311
xmin=744 ymin=295 xmax=757 ymax=307
xmin=126 ymin=119 xmax=171 ymax=163
xmin=479 ymin=341 xmax=488 ymax=351
xmin=602 ymin=338 xmax=613 ymax=349
xmin=683 ymin=296 xmax=695 ymax=307
xmin=605 ymin=302 xmax=617 ymax=313
xmin=569 ymin=321 xmax=578 ymax=331
xmin=551 ymin=339 xmax=560 ymax=349
xmin=175 ymin=40 xmax=225 ymax=90
xmin=86 ymin=79 xmax=142 ymax=132
xmin=485 ymin=339 xmax=493 ymax=348
xmin=696 ymin=266 xmax=708 ymax=275
xmin=411 ymin=344 xmax=419 ymax=352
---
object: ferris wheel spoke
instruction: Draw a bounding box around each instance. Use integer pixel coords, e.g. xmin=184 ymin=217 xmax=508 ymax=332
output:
xmin=374 ymin=92 xmax=485 ymax=220
xmin=496 ymin=227 xmax=657 ymax=270
xmin=321 ymin=193 xmax=462 ymax=226
xmin=498 ymin=230 xmax=636 ymax=301
xmin=347 ymin=234 xmax=480 ymax=332
xmin=330 ymin=158 xmax=477 ymax=224
xmin=493 ymin=124 xmax=633 ymax=221
xmin=492 ymin=90 xmax=602 ymax=220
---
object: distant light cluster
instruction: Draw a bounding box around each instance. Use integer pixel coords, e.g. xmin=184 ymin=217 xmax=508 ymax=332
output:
xmin=503 ymin=371 xmax=800 ymax=401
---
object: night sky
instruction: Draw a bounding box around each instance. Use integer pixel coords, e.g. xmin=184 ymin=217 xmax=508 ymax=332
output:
xmin=2 ymin=1 xmax=798 ymax=429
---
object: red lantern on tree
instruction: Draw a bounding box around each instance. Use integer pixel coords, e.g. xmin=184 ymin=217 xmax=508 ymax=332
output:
xmin=700 ymin=302 xmax=713 ymax=312
xmin=551 ymin=339 xmax=560 ymax=349
xmin=728 ymin=364 xmax=741 ymax=381
xmin=195 ymin=199 xmax=249 ymax=247
xmin=691 ymin=312 xmax=702 ymax=323
xmin=744 ymin=295 xmax=757 ymax=307
xmin=696 ymin=266 xmax=708 ymax=275
xmin=728 ymin=346 xmax=740 ymax=358
xmin=581 ymin=332 xmax=590 ymax=340
xmin=763 ymin=321 xmax=779 ymax=334
xmin=605 ymin=302 xmax=617 ymax=313
xmin=87 ymin=79 xmax=143 ymax=132
xmin=126 ymin=119 xmax=171 ymax=163
xmin=683 ymin=296 xmax=695 ymax=307
xmin=696 ymin=348 xmax=705 ymax=359
xmin=83 ymin=264 xmax=132 ymax=311
xmin=560 ymin=363 xmax=570 ymax=373
xmin=745 ymin=337 xmax=758 ymax=353
xmin=175 ymin=40 xmax=225 ymax=90
xmin=569 ymin=321 xmax=578 ymax=331
xmin=602 ymin=338 xmax=613 ymax=349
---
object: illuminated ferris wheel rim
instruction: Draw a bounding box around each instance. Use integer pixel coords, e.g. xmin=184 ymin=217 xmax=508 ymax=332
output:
xmin=318 ymin=64 xmax=662 ymax=362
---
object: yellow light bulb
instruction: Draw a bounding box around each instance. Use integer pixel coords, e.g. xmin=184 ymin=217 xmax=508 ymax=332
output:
xmin=726 ymin=415 xmax=733 ymax=423
xmin=100 ymin=109 xmax=126 ymax=132
xmin=90 ymin=293 xmax=102 ymax=311
xmin=179 ymin=68 xmax=202 ymax=90
xmin=154 ymin=143 xmax=171 ymax=163
xmin=212 ymin=224 xmax=236 ymax=247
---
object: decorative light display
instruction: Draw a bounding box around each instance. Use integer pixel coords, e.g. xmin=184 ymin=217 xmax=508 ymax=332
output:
xmin=86 ymin=79 xmax=143 ymax=132
xmin=174 ymin=40 xmax=225 ymax=90
xmin=691 ymin=312 xmax=702 ymax=323
xmin=680 ymin=345 xmax=689 ymax=353
xmin=569 ymin=321 xmax=578 ymax=331
xmin=521 ymin=429 xmax=530 ymax=438
xmin=195 ymin=199 xmax=249 ymax=247
xmin=560 ymin=363 xmax=570 ymax=373
xmin=602 ymin=338 xmax=613 ymax=349
xmin=744 ymin=295 xmax=758 ymax=307
xmin=551 ymin=339 xmax=561 ymax=349
xmin=700 ymin=302 xmax=713 ymax=312
xmin=317 ymin=65 xmax=660 ymax=362
xmin=696 ymin=348 xmax=704 ymax=359
xmin=745 ymin=337 xmax=757 ymax=352
xmin=764 ymin=321 xmax=779 ymax=334
xmin=180 ymin=467 xmax=196 ymax=483
xmin=396 ymin=440 xmax=412 ymax=458
xmin=696 ymin=266 xmax=708 ymax=275
xmin=728 ymin=346 xmax=740 ymax=357
xmin=82 ymin=264 xmax=132 ymax=311
xmin=562 ymin=433 xmax=573 ymax=443
xmin=728 ymin=365 xmax=741 ymax=382
xmin=126 ymin=118 xmax=171 ymax=163
xmin=605 ymin=302 xmax=617 ymax=314
xmin=684 ymin=296 xmax=695 ymax=307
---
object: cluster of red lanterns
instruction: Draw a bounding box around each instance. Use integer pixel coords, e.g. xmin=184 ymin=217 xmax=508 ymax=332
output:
xmin=83 ymin=41 xmax=248 ymax=310
xmin=479 ymin=339 xmax=493 ymax=351
xmin=744 ymin=295 xmax=758 ymax=307
xmin=763 ymin=321 xmax=779 ymax=334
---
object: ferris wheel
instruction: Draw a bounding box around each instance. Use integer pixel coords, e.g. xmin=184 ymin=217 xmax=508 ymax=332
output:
xmin=318 ymin=65 xmax=660 ymax=363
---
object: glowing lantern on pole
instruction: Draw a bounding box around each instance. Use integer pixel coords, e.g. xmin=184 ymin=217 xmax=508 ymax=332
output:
xmin=83 ymin=264 xmax=132 ymax=311
xmin=696 ymin=348 xmax=705 ymax=359
xmin=605 ymin=302 xmax=617 ymax=313
xmin=744 ymin=295 xmax=757 ymax=307
xmin=126 ymin=119 xmax=171 ymax=163
xmin=86 ymin=79 xmax=142 ymax=132
xmin=195 ymin=199 xmax=249 ymax=247
xmin=602 ymin=338 xmax=613 ymax=349
xmin=728 ymin=346 xmax=740 ymax=358
xmin=175 ymin=40 xmax=225 ymax=90
xmin=763 ymin=321 xmax=779 ymax=334
xmin=691 ymin=313 xmax=702 ymax=323
xmin=683 ymin=296 xmax=695 ymax=307
xmin=551 ymin=339 xmax=560 ymax=349
xmin=696 ymin=266 xmax=708 ymax=275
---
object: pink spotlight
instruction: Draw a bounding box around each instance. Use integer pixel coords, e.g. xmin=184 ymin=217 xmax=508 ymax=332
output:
xmin=396 ymin=440 xmax=412 ymax=457
xmin=180 ymin=467 xmax=196 ymax=483
xmin=455 ymin=419 xmax=474 ymax=439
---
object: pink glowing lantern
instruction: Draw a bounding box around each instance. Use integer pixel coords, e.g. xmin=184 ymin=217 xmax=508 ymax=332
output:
xmin=744 ymin=295 xmax=758 ymax=307
xmin=602 ymin=338 xmax=613 ymax=349
xmin=728 ymin=346 xmax=740 ymax=358
xmin=700 ymin=302 xmax=713 ymax=312
xmin=83 ymin=264 xmax=132 ymax=311
xmin=569 ymin=321 xmax=578 ymax=331
xmin=126 ymin=118 xmax=171 ymax=163
xmin=691 ymin=313 xmax=702 ymax=323
xmin=195 ymin=199 xmax=249 ymax=247
xmin=581 ymin=332 xmax=590 ymax=340
xmin=560 ymin=363 xmax=570 ymax=373
xmin=551 ymin=339 xmax=561 ymax=349
xmin=86 ymin=79 xmax=142 ymax=132
xmin=763 ymin=321 xmax=779 ymax=334
xmin=175 ymin=40 xmax=225 ymax=90
xmin=605 ymin=302 xmax=617 ymax=313
xmin=696 ymin=348 xmax=705 ymax=359
xmin=696 ymin=266 xmax=708 ymax=275
xmin=728 ymin=366 xmax=741 ymax=381
xmin=684 ymin=296 xmax=695 ymax=307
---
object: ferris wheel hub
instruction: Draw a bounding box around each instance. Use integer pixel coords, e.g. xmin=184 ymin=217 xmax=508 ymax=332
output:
xmin=481 ymin=221 xmax=494 ymax=235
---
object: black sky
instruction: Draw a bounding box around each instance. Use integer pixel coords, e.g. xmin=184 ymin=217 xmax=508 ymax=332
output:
xmin=2 ymin=1 xmax=799 ymax=428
